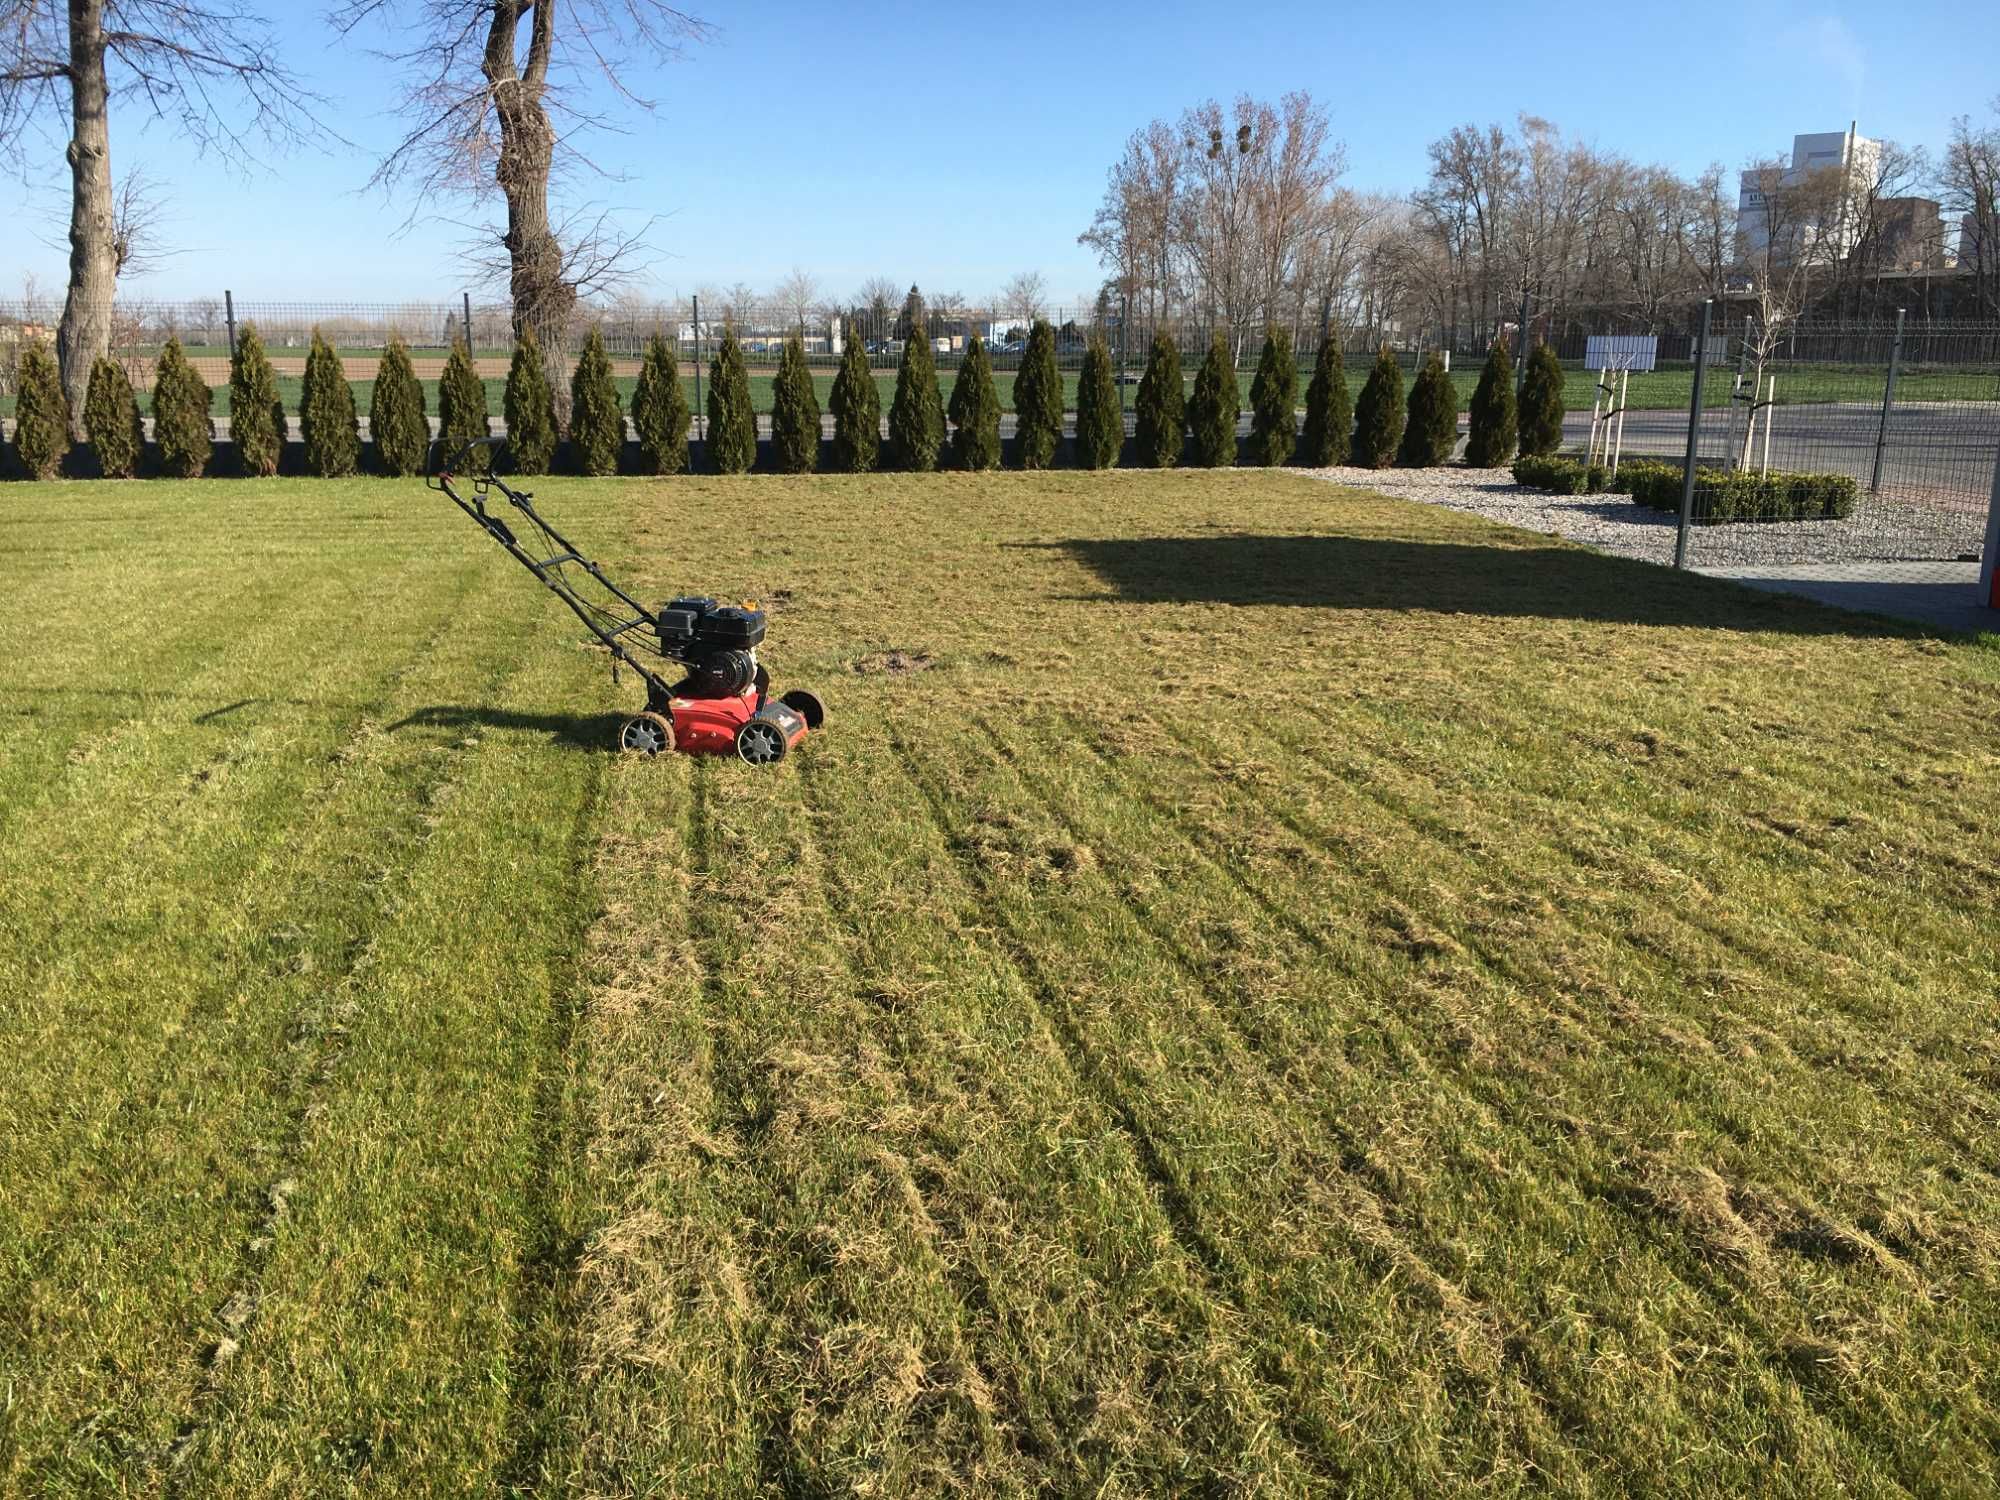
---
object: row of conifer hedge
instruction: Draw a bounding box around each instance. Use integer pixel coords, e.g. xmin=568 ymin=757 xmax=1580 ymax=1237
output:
xmin=7 ymin=315 xmax=1574 ymax=480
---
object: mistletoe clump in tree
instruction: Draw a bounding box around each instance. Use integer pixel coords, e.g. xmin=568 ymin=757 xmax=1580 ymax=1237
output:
xmin=1463 ymin=340 xmax=1517 ymax=467
xmin=1297 ymin=329 xmax=1352 ymax=467
xmin=13 ymin=344 xmax=70 ymax=479
xmin=1074 ymin=334 xmax=1122 ymax=470
xmin=1518 ymin=341 xmax=1566 ymax=457
xmin=887 ymin=318 xmax=944 ymax=472
xmin=568 ymin=325 xmax=623 ymax=475
xmin=827 ymin=320 xmax=880 ymax=473
xmin=368 ymin=334 xmax=429 ymax=477
xmin=228 ymin=323 xmax=286 ymax=477
xmin=1349 ymin=347 xmax=1405 ymax=469
xmin=1133 ymin=332 xmax=1185 ymax=467
xmin=705 ymin=326 xmax=756 ymax=474
xmin=503 ymin=328 xmax=557 ymax=473
xmin=437 ymin=337 xmax=490 ymax=459
xmin=1246 ymin=327 xmax=1297 ymax=467
xmin=84 ymin=356 xmax=143 ymax=478
xmin=629 ymin=330 xmax=689 ymax=475
xmin=947 ymin=334 xmax=1001 ymax=470
xmin=153 ymin=336 xmax=214 ymax=479
xmin=1186 ymin=333 xmax=1240 ymax=468
xmin=769 ymin=333 xmax=820 ymax=474
xmin=1012 ymin=318 xmax=1063 ymax=469
xmin=1397 ymin=352 xmax=1460 ymax=468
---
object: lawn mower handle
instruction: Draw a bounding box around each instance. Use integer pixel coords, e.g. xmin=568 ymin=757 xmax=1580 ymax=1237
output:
xmin=427 ymin=435 xmax=503 ymax=487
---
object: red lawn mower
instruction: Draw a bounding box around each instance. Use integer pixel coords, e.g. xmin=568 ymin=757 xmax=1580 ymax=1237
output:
xmin=430 ymin=439 xmax=824 ymax=763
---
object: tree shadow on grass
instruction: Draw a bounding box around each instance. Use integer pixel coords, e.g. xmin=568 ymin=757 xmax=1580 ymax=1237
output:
xmin=1024 ymin=533 xmax=1936 ymax=638
xmin=385 ymin=706 xmax=626 ymax=752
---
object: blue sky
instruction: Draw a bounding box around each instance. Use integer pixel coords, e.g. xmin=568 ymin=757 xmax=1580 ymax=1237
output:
xmin=5 ymin=0 xmax=1996 ymax=307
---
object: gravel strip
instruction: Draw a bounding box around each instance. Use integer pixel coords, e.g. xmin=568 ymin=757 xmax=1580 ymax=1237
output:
xmin=1301 ymin=464 xmax=1986 ymax=568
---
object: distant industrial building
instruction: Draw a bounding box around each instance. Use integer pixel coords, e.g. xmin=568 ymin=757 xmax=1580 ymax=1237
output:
xmin=1870 ymin=197 xmax=1947 ymax=270
xmin=1737 ymin=126 xmax=1881 ymax=265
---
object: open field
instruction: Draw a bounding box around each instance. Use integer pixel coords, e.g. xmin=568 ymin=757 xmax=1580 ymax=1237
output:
xmin=2 ymin=470 xmax=1997 ymax=1495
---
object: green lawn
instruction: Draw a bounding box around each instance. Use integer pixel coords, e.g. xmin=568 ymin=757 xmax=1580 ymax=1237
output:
xmin=1 ymin=471 xmax=1996 ymax=1495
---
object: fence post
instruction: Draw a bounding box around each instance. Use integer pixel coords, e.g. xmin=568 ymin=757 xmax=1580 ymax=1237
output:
xmin=1983 ymin=435 xmax=2000 ymax=609
xmin=1675 ymin=299 xmax=1714 ymax=572
xmin=692 ymin=295 xmax=704 ymax=463
xmin=224 ymin=290 xmax=237 ymax=356
xmin=461 ymin=292 xmax=472 ymax=351
xmin=1515 ymin=291 xmax=1529 ymax=397
xmin=1869 ymin=306 xmax=1906 ymax=495
xmin=1117 ymin=294 xmax=1128 ymax=416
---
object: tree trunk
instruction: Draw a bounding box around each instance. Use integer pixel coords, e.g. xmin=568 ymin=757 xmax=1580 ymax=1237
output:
xmin=56 ymin=0 xmax=116 ymax=441
xmin=486 ymin=1 xmax=575 ymax=431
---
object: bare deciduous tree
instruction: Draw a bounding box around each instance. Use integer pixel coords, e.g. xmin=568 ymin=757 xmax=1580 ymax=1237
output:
xmin=333 ymin=0 xmax=710 ymax=422
xmin=1 ymin=1 xmax=318 ymax=434
xmin=1943 ymin=102 xmax=2000 ymax=317
xmin=773 ymin=266 xmax=819 ymax=333
xmin=999 ymin=270 xmax=1047 ymax=321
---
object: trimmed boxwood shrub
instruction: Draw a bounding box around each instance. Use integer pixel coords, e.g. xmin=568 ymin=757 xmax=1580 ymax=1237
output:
xmin=229 ymin=324 xmax=285 ymax=477
xmin=368 ymin=335 xmax=429 ymax=477
xmin=888 ymin=318 xmax=944 ymax=472
xmin=569 ymin=326 xmax=623 ymax=476
xmin=1510 ymin=454 xmax=1604 ymax=494
xmin=1464 ymin=341 xmax=1517 ymax=467
xmin=1349 ymin=346 xmax=1404 ymax=468
xmin=1246 ymin=328 xmax=1297 ymax=467
xmin=1518 ymin=342 xmax=1565 ymax=457
xmin=706 ymin=327 xmax=757 ymax=474
xmin=1013 ymin=318 xmax=1063 ymax=469
xmin=1618 ymin=464 xmax=1859 ymax=522
xmin=828 ymin=320 xmax=881 ymax=473
xmin=1605 ymin=458 xmax=1679 ymax=498
xmin=437 ymin=338 xmax=490 ymax=458
xmin=947 ymin=334 xmax=1001 ymax=471
xmin=299 ymin=329 xmax=357 ymax=478
xmin=1398 ymin=351 xmax=1458 ymax=467
xmin=505 ymin=329 xmax=558 ymax=474
xmin=13 ymin=343 xmax=69 ymax=479
xmin=769 ymin=333 xmax=820 ymax=474
xmin=1296 ymin=331 xmax=1351 ymax=467
xmin=1187 ymin=333 xmax=1239 ymax=468
xmin=1133 ymin=332 xmax=1184 ymax=468
xmin=1074 ymin=334 xmax=1122 ymax=470
xmin=154 ymin=336 xmax=214 ymax=479
xmin=630 ymin=331 xmax=690 ymax=475
xmin=84 ymin=356 xmax=143 ymax=478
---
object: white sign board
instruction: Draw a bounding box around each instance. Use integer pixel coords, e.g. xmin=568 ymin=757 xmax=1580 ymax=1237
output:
xmin=1584 ymin=335 xmax=1659 ymax=371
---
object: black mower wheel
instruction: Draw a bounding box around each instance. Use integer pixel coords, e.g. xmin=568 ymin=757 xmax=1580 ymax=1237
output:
xmin=735 ymin=717 xmax=788 ymax=766
xmin=618 ymin=711 xmax=675 ymax=756
xmin=779 ymin=688 xmax=825 ymax=730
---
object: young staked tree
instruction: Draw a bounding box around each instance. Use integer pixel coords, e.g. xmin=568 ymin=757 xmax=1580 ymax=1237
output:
xmin=947 ymin=334 xmax=1001 ymax=471
xmin=768 ymin=334 xmax=820 ymax=474
xmin=887 ymin=317 xmax=944 ymax=472
xmin=12 ymin=344 xmax=70 ymax=479
xmin=437 ymin=338 xmax=490 ymax=459
xmin=228 ymin=323 xmax=285 ymax=477
xmin=503 ymin=328 xmax=557 ymax=474
xmin=298 ymin=329 xmax=358 ymax=478
xmin=705 ymin=326 xmax=756 ymax=474
xmin=1463 ymin=341 xmax=1517 ymax=467
xmin=1246 ymin=327 xmax=1297 ymax=467
xmin=1074 ymin=334 xmax=1122 ymax=470
xmin=368 ymin=335 xmax=429 ymax=477
xmin=1012 ymin=318 xmax=1063 ymax=469
xmin=1397 ymin=351 xmax=1459 ymax=467
xmin=83 ymin=355 xmax=143 ymax=477
xmin=333 ymin=1 xmax=712 ymax=423
xmin=827 ymin=319 xmax=880 ymax=473
xmin=1297 ymin=330 xmax=1352 ymax=467
xmin=152 ymin=336 xmax=213 ymax=479
xmin=1186 ymin=333 xmax=1240 ymax=468
xmin=1517 ymin=341 xmax=1566 ymax=457
xmin=1349 ymin=346 xmax=1405 ymax=469
xmin=1133 ymin=332 xmax=1185 ymax=467
xmin=568 ymin=325 xmax=623 ymax=476
xmin=629 ymin=331 xmax=689 ymax=475
xmin=0 ymin=4 xmax=317 ymax=435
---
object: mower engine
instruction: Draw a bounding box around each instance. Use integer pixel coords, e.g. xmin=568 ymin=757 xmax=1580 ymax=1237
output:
xmin=616 ymin=596 xmax=825 ymax=765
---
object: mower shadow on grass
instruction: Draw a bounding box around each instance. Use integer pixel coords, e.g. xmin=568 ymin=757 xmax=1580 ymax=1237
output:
xmin=1030 ymin=533 xmax=1932 ymax=639
xmin=385 ymin=705 xmax=627 ymax=752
